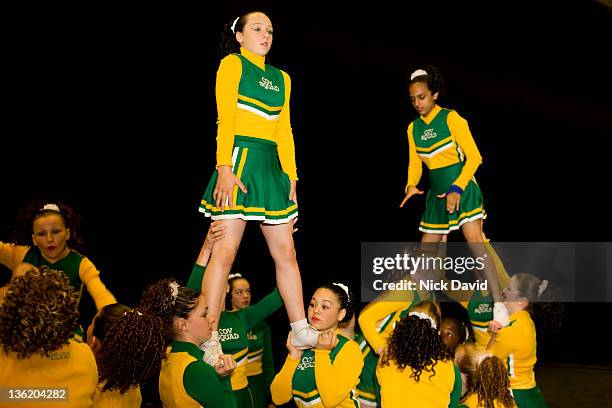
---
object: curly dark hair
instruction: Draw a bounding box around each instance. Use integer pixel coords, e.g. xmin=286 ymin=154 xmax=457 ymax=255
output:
xmin=96 ymin=309 xmax=166 ymax=394
xmin=219 ymin=11 xmax=270 ymax=58
xmin=381 ymin=301 xmax=451 ymax=382
xmin=138 ymin=278 xmax=199 ymax=345
xmin=0 ymin=266 xmax=79 ymax=359
xmin=318 ymin=283 xmax=355 ymax=324
xmin=470 ymin=356 xmax=515 ymax=408
xmin=408 ymin=64 xmax=446 ymax=99
xmin=11 ymin=199 xmax=85 ymax=252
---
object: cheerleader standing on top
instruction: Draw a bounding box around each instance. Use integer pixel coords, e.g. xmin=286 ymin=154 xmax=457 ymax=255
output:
xmin=399 ymin=66 xmax=507 ymax=320
xmin=197 ymin=11 xmax=318 ymax=364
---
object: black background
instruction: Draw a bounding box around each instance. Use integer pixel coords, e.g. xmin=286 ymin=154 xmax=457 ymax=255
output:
xmin=1 ymin=0 xmax=611 ymax=378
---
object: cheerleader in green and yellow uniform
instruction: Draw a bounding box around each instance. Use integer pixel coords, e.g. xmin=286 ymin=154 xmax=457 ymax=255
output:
xmin=140 ymin=278 xmax=237 ymax=408
xmin=0 ymin=201 xmax=116 ymax=312
xmin=225 ymin=274 xmax=276 ymax=408
xmin=400 ymin=65 xmax=487 ymax=243
xmin=488 ymin=274 xmax=549 ymax=408
xmin=442 ymin=241 xmax=511 ymax=351
xmin=197 ymin=11 xmax=318 ymax=364
xmin=375 ymin=301 xmax=462 ymax=408
xmin=271 ymin=283 xmax=363 ymax=408
xmin=357 ymin=262 xmax=438 ymax=407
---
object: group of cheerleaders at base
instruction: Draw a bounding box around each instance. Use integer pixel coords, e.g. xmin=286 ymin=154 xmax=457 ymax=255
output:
xmin=0 ymin=9 xmax=549 ymax=408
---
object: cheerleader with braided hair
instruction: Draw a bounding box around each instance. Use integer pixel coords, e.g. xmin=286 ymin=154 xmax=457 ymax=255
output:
xmin=87 ymin=304 xmax=166 ymax=407
xmin=458 ymin=354 xmax=516 ymax=408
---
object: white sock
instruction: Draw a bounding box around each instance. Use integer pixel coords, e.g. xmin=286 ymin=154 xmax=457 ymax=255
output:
xmin=290 ymin=319 xmax=309 ymax=333
xmin=210 ymin=330 xmax=219 ymax=341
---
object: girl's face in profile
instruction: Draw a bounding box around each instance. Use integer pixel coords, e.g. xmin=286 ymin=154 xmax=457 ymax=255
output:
xmin=236 ymin=13 xmax=273 ymax=57
xmin=409 ymin=81 xmax=438 ymax=117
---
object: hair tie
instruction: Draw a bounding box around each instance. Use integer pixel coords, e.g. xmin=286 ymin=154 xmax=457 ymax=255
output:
xmin=333 ymin=282 xmax=350 ymax=302
xmin=408 ymin=311 xmax=437 ymax=329
xmin=40 ymin=203 xmax=61 ymax=213
xmin=227 ymin=273 xmax=243 ymax=293
xmin=410 ymin=69 xmax=428 ymax=80
xmin=168 ymin=281 xmax=180 ymax=305
xmin=230 ymin=17 xmax=240 ymax=33
xmin=123 ymin=309 xmax=143 ymax=316
xmin=477 ymin=352 xmax=493 ymax=365
xmin=537 ymin=279 xmax=549 ymax=297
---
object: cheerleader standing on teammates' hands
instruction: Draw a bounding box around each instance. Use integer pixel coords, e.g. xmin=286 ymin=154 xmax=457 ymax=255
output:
xmin=398 ymin=66 xmax=507 ymax=319
xmin=197 ymin=11 xmax=317 ymax=362
xmin=488 ymin=274 xmax=549 ymax=408
xmin=0 ymin=200 xmax=116 ymax=311
xmin=399 ymin=66 xmax=485 ymax=241
xmin=271 ymin=283 xmax=363 ymax=408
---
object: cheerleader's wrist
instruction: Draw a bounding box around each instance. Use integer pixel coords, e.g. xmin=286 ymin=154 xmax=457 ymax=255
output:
xmin=447 ymin=185 xmax=463 ymax=195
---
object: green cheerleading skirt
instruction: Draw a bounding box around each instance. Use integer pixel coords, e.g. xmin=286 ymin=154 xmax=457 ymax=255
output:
xmin=419 ymin=162 xmax=485 ymax=234
xmin=512 ymin=386 xmax=548 ymax=408
xmin=199 ymin=136 xmax=298 ymax=224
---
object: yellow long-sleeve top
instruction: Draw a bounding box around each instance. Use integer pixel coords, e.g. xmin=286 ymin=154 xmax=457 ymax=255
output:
xmin=270 ymin=333 xmax=363 ymax=408
xmin=358 ymin=288 xmax=429 ymax=353
xmin=459 ymin=393 xmax=517 ymax=408
xmin=0 ymin=338 xmax=98 ymax=408
xmin=447 ymin=242 xmax=510 ymax=350
xmin=376 ymin=358 xmax=461 ymax=408
xmin=489 ymin=310 xmax=538 ymax=390
xmin=406 ymin=105 xmax=482 ymax=191
xmin=92 ymin=384 xmax=142 ymax=408
xmin=0 ymin=241 xmax=116 ymax=310
xmin=215 ymin=47 xmax=298 ymax=180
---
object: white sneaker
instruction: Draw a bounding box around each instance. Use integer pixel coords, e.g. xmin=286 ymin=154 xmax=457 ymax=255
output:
xmin=199 ymin=337 xmax=223 ymax=366
xmin=291 ymin=324 xmax=319 ymax=348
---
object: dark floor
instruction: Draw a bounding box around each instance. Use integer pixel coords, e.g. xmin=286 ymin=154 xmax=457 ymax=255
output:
xmin=536 ymin=363 xmax=612 ymax=407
